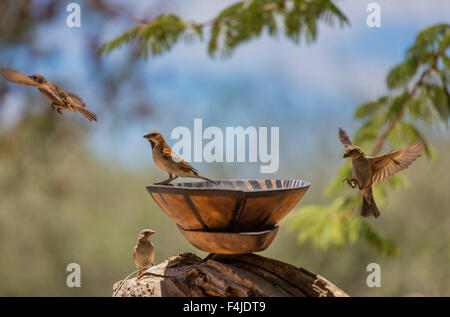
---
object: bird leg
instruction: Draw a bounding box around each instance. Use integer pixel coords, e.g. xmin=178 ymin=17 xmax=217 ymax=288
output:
xmin=51 ymin=103 xmax=63 ymax=114
xmin=63 ymin=101 xmax=74 ymax=111
xmin=342 ymin=177 xmax=358 ymax=189
xmin=155 ymin=173 xmax=177 ymax=185
xmin=51 ymin=103 xmax=57 ymax=112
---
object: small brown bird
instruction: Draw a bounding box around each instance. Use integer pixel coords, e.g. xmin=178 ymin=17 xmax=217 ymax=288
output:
xmin=133 ymin=229 xmax=156 ymax=278
xmin=143 ymin=131 xmax=216 ymax=185
xmin=1 ymin=68 xmax=97 ymax=122
xmin=339 ymin=128 xmax=424 ymax=218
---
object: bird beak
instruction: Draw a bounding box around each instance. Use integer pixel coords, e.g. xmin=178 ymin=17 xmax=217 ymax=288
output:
xmin=343 ymin=153 xmax=349 ymax=158
xmin=143 ymin=134 xmax=150 ymax=139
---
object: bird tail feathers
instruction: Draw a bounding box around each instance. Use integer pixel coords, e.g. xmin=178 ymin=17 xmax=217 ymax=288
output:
xmin=196 ymin=175 xmax=216 ymax=184
xmin=75 ymin=106 xmax=97 ymax=122
xmin=361 ymin=189 xmax=380 ymax=218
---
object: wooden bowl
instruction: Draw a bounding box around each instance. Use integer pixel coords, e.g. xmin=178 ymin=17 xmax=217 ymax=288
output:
xmin=146 ymin=179 xmax=310 ymax=232
xmin=177 ymin=225 xmax=279 ymax=254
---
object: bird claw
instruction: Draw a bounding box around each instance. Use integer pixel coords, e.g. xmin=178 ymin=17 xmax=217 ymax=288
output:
xmin=51 ymin=103 xmax=63 ymax=115
xmin=342 ymin=177 xmax=357 ymax=189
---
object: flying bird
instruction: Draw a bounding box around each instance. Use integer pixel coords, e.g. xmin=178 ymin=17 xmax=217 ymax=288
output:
xmin=133 ymin=229 xmax=156 ymax=279
xmin=339 ymin=128 xmax=424 ymax=218
xmin=1 ymin=68 xmax=97 ymax=122
xmin=143 ymin=131 xmax=216 ymax=185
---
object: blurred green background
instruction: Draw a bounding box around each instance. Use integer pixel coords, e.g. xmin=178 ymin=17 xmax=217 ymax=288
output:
xmin=0 ymin=0 xmax=449 ymax=296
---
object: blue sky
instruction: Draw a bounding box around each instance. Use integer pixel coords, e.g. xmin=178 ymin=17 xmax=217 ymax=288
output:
xmin=2 ymin=0 xmax=449 ymax=178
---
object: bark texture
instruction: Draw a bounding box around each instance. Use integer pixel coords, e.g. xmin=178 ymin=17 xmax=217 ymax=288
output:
xmin=113 ymin=252 xmax=348 ymax=297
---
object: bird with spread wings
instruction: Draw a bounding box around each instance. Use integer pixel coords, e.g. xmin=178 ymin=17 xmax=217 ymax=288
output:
xmin=339 ymin=128 xmax=424 ymax=218
xmin=1 ymin=67 xmax=97 ymax=122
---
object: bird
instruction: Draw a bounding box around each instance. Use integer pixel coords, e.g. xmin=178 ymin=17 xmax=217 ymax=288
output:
xmin=143 ymin=131 xmax=216 ymax=185
xmin=339 ymin=128 xmax=424 ymax=218
xmin=133 ymin=229 xmax=156 ymax=279
xmin=1 ymin=67 xmax=97 ymax=122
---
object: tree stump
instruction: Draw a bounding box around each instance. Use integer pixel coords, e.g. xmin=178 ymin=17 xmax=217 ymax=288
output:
xmin=112 ymin=252 xmax=348 ymax=297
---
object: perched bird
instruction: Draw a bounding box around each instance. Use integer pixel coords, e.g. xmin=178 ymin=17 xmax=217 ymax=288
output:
xmin=339 ymin=128 xmax=424 ymax=218
xmin=1 ymin=68 xmax=97 ymax=122
xmin=133 ymin=229 xmax=156 ymax=279
xmin=143 ymin=131 xmax=216 ymax=185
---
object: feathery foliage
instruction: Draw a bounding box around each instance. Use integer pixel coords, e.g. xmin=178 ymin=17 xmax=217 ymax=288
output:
xmin=98 ymin=14 xmax=201 ymax=57
xmin=288 ymin=23 xmax=450 ymax=255
xmin=99 ymin=0 xmax=348 ymax=58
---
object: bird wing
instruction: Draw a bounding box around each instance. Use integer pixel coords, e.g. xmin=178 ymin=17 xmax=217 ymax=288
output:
xmin=52 ymin=85 xmax=81 ymax=109
xmin=55 ymin=87 xmax=85 ymax=109
xmin=162 ymin=146 xmax=198 ymax=173
xmin=38 ymin=87 xmax=65 ymax=105
xmin=339 ymin=128 xmax=352 ymax=147
xmin=370 ymin=142 xmax=424 ymax=184
xmin=68 ymin=92 xmax=86 ymax=108
xmin=1 ymin=68 xmax=40 ymax=87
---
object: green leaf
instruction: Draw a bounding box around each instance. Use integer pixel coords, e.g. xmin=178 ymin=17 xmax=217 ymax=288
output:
xmin=98 ymin=25 xmax=144 ymax=55
xmin=422 ymin=83 xmax=449 ymax=123
xmin=386 ymin=173 xmax=409 ymax=189
xmin=286 ymin=198 xmax=399 ymax=255
xmin=407 ymin=24 xmax=450 ymax=64
xmin=386 ymin=58 xmax=419 ymax=90
xmin=359 ymin=221 xmax=399 ymax=256
xmin=354 ymin=95 xmax=389 ymax=119
xmin=353 ymin=127 xmax=378 ymax=147
xmin=386 ymin=91 xmax=410 ymax=119
xmin=99 ymin=14 xmax=200 ymax=58
xmin=388 ymin=121 xmax=424 ymax=148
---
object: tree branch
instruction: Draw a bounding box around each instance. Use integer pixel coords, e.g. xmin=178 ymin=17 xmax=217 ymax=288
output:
xmin=113 ymin=252 xmax=349 ymax=297
xmin=371 ymin=48 xmax=446 ymax=155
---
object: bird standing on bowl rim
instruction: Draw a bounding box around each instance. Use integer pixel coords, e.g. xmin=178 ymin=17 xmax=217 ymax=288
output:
xmin=339 ymin=128 xmax=424 ymax=218
xmin=1 ymin=68 xmax=97 ymax=122
xmin=133 ymin=229 xmax=156 ymax=279
xmin=143 ymin=131 xmax=216 ymax=185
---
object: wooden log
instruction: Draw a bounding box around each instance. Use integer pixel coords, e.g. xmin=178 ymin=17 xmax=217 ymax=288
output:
xmin=112 ymin=252 xmax=348 ymax=297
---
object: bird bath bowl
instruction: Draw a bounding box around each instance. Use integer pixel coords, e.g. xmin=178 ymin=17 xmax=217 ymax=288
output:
xmin=146 ymin=179 xmax=310 ymax=254
xmin=177 ymin=225 xmax=279 ymax=254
